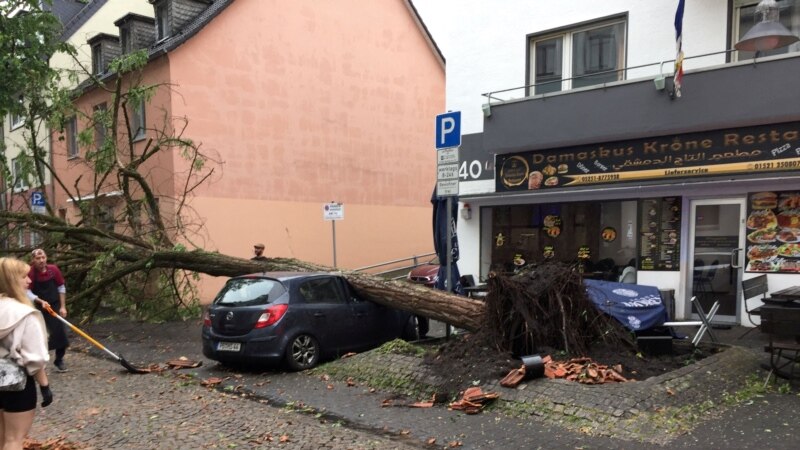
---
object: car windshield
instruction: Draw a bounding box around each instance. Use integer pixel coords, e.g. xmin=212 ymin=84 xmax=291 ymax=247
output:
xmin=214 ymin=278 xmax=286 ymax=306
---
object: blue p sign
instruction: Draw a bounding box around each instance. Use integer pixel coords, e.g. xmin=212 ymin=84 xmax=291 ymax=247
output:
xmin=31 ymin=191 xmax=45 ymax=207
xmin=435 ymin=111 xmax=461 ymax=149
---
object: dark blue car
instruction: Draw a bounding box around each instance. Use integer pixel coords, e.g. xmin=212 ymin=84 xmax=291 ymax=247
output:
xmin=202 ymin=272 xmax=417 ymax=370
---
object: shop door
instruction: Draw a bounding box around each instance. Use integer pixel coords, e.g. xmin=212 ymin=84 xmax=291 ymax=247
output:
xmin=688 ymin=198 xmax=746 ymax=324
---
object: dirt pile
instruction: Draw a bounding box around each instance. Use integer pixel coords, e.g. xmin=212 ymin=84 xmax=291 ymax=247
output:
xmin=423 ymin=263 xmax=719 ymax=396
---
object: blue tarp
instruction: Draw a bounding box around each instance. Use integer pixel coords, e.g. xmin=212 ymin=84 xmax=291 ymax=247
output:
xmin=583 ymin=279 xmax=668 ymax=331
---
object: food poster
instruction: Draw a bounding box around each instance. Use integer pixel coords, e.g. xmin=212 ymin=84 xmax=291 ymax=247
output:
xmin=746 ymin=191 xmax=800 ymax=272
xmin=638 ymin=197 xmax=681 ymax=271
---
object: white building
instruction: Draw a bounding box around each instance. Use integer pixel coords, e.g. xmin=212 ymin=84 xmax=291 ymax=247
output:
xmin=423 ymin=0 xmax=800 ymax=325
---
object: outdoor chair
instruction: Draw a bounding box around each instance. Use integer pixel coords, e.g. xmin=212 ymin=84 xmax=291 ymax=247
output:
xmin=740 ymin=275 xmax=768 ymax=339
xmin=662 ymin=296 xmax=719 ymax=347
xmin=762 ymin=313 xmax=800 ymax=382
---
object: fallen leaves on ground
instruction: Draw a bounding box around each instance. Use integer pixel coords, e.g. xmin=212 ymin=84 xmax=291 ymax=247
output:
xmin=200 ymin=377 xmax=224 ymax=387
xmin=24 ymin=437 xmax=82 ymax=449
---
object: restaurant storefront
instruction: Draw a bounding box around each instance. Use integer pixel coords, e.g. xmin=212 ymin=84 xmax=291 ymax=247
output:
xmin=459 ymin=57 xmax=800 ymax=325
xmin=472 ymin=121 xmax=800 ymax=324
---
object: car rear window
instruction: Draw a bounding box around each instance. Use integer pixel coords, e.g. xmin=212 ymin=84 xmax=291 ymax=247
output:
xmin=214 ymin=278 xmax=286 ymax=306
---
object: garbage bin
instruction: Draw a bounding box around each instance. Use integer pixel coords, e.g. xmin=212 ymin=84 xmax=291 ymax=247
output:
xmin=659 ymin=289 xmax=675 ymax=320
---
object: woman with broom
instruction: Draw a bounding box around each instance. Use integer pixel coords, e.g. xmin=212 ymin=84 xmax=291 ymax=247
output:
xmin=0 ymin=257 xmax=53 ymax=450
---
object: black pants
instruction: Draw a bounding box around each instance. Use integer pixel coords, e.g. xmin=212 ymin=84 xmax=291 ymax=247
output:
xmin=55 ymin=347 xmax=66 ymax=363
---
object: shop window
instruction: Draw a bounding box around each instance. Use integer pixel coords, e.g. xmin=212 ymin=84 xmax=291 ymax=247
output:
xmin=734 ymin=0 xmax=800 ymax=60
xmin=529 ymin=18 xmax=626 ymax=95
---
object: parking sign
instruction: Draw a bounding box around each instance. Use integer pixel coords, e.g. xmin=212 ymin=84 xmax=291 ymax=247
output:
xmin=31 ymin=191 xmax=46 ymax=214
xmin=435 ymin=111 xmax=461 ymax=149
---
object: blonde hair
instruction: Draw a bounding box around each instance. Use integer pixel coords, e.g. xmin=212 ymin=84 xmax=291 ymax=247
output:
xmin=0 ymin=257 xmax=35 ymax=308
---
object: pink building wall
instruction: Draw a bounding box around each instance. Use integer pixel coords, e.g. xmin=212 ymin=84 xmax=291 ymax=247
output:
xmin=50 ymin=0 xmax=444 ymax=302
xmin=166 ymin=1 xmax=443 ymax=297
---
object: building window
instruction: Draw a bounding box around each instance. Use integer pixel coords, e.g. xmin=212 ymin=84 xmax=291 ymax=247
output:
xmin=94 ymin=103 xmax=107 ymax=150
xmin=12 ymin=156 xmax=28 ymax=191
xmin=66 ymin=116 xmax=78 ymax=158
xmin=10 ymin=95 xmax=24 ymax=129
xmin=120 ymin=27 xmax=131 ymax=54
xmin=734 ymin=0 xmax=800 ymax=60
xmin=155 ymin=2 xmax=170 ymax=40
xmin=91 ymin=43 xmax=103 ymax=75
xmin=529 ymin=19 xmax=626 ymax=95
xmin=130 ymin=99 xmax=145 ymax=141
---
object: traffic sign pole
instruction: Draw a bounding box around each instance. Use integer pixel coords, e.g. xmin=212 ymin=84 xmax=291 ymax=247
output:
xmin=332 ymin=220 xmax=337 ymax=268
xmin=436 ymin=111 xmax=462 ymax=339
xmin=323 ymin=202 xmax=344 ymax=268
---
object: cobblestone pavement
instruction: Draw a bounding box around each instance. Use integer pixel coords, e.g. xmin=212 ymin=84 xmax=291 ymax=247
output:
xmin=27 ymin=319 xmax=800 ymax=449
xmin=30 ymin=351 xmax=421 ymax=449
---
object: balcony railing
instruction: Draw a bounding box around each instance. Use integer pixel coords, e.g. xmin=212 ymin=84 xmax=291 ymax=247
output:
xmin=482 ymin=49 xmax=741 ymax=105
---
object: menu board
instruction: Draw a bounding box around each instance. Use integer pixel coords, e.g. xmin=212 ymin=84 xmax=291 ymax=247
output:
xmin=638 ymin=197 xmax=681 ymax=271
xmin=745 ymin=191 xmax=800 ymax=273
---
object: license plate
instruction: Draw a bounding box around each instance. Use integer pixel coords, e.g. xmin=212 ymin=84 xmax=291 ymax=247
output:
xmin=217 ymin=341 xmax=241 ymax=352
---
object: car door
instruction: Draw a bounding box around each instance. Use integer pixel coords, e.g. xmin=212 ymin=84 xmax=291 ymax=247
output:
xmin=296 ymin=276 xmax=351 ymax=354
xmin=340 ymin=279 xmax=398 ymax=348
xmin=340 ymin=278 xmax=381 ymax=350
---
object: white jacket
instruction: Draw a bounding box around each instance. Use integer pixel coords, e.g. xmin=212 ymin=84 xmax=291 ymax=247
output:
xmin=0 ymin=297 xmax=49 ymax=376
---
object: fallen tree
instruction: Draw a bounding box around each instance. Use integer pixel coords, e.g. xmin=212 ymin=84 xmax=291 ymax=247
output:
xmin=0 ymin=210 xmax=485 ymax=329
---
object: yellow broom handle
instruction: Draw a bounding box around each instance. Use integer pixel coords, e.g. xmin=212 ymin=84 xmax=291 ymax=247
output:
xmin=41 ymin=301 xmax=119 ymax=359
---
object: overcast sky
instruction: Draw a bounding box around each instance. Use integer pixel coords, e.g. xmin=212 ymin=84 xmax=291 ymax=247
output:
xmin=413 ymin=0 xmax=453 ymax=60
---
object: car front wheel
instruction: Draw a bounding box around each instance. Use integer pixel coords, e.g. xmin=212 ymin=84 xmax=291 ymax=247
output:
xmin=285 ymin=334 xmax=320 ymax=370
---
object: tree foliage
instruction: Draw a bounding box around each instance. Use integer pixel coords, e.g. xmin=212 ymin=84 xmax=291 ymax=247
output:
xmin=0 ymin=0 xmax=73 ymax=118
xmin=0 ymin=3 xmax=474 ymax=328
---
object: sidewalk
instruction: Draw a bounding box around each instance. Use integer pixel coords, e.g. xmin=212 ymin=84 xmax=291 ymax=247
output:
xmin=29 ymin=319 xmax=800 ymax=449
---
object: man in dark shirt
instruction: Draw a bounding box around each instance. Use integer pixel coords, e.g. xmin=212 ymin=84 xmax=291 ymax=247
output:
xmin=28 ymin=248 xmax=69 ymax=372
xmin=251 ymin=243 xmax=267 ymax=261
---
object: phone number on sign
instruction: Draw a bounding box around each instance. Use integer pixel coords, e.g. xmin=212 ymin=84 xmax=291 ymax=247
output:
xmin=579 ymin=174 xmax=620 ymax=183
xmin=753 ymin=160 xmax=800 ymax=170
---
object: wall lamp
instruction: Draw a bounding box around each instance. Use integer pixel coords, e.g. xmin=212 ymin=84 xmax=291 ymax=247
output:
xmin=481 ymin=103 xmax=491 ymax=118
xmin=735 ymin=0 xmax=799 ymax=53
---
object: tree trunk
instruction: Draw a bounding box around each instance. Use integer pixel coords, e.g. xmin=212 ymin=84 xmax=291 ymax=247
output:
xmin=117 ymin=250 xmax=486 ymax=331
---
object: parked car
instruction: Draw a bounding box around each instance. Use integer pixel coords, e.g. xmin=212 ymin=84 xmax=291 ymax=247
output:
xmin=202 ymin=272 xmax=417 ymax=370
xmin=407 ymin=256 xmax=440 ymax=287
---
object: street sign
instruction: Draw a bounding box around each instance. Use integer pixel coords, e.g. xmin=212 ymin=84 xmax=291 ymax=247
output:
xmin=437 ymin=147 xmax=459 ymax=164
xmin=31 ymin=191 xmax=46 ymax=214
xmin=437 ymin=163 xmax=459 ymax=181
xmin=323 ymin=202 xmax=344 ymax=221
xmin=437 ymin=179 xmax=459 ymax=197
xmin=435 ymin=111 xmax=461 ymax=149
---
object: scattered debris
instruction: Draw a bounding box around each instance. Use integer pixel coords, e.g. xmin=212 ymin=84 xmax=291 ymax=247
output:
xmin=166 ymin=357 xmax=202 ymax=369
xmin=500 ymin=354 xmax=630 ymax=386
xmin=500 ymin=366 xmax=526 ymax=388
xmin=448 ymin=387 xmax=499 ymax=414
xmin=543 ymin=357 xmax=630 ymax=384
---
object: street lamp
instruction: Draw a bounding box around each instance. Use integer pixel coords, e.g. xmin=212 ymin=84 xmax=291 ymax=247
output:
xmin=735 ymin=0 xmax=799 ymax=52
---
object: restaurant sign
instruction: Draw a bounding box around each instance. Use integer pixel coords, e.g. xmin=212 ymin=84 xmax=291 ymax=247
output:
xmin=496 ymin=121 xmax=800 ymax=192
